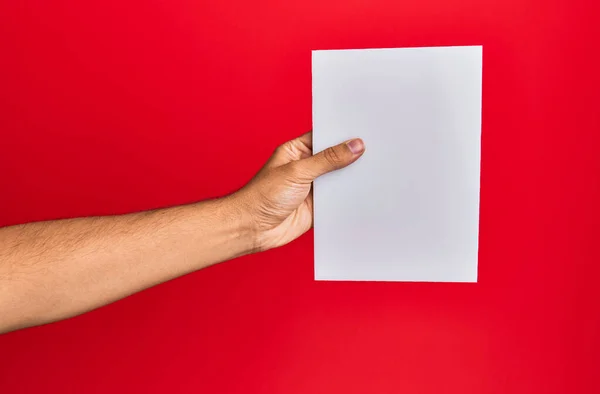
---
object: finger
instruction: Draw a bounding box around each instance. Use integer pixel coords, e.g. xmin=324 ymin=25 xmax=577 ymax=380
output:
xmin=296 ymin=131 xmax=312 ymax=150
xmin=263 ymin=132 xmax=313 ymax=170
xmin=295 ymin=138 xmax=365 ymax=181
xmin=306 ymin=187 xmax=314 ymax=228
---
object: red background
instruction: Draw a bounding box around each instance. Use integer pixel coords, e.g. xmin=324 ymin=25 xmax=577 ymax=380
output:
xmin=1 ymin=0 xmax=599 ymax=393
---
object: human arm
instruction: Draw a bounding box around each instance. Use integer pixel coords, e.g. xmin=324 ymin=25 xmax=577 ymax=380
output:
xmin=0 ymin=133 xmax=365 ymax=333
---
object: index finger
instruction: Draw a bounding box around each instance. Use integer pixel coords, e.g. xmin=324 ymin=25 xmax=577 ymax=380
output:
xmin=297 ymin=131 xmax=313 ymax=150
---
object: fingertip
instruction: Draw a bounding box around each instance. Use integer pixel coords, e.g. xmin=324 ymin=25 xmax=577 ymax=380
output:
xmin=346 ymin=138 xmax=365 ymax=155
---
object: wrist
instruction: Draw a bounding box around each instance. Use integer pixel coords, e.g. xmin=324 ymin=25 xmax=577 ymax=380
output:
xmin=218 ymin=192 xmax=261 ymax=256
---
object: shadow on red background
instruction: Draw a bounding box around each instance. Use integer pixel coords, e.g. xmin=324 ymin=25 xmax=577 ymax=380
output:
xmin=1 ymin=1 xmax=599 ymax=393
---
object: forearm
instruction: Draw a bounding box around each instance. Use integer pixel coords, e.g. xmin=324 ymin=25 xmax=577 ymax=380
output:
xmin=0 ymin=195 xmax=254 ymax=333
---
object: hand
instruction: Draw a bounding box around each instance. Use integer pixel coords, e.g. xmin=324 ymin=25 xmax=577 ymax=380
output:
xmin=234 ymin=132 xmax=365 ymax=252
xmin=0 ymin=131 xmax=363 ymax=333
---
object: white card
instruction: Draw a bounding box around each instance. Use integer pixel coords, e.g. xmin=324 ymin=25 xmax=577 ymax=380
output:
xmin=312 ymin=46 xmax=482 ymax=282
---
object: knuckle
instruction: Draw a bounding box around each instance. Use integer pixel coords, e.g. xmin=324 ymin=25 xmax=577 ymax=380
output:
xmin=274 ymin=144 xmax=286 ymax=155
xmin=323 ymin=147 xmax=342 ymax=167
xmin=275 ymin=142 xmax=293 ymax=157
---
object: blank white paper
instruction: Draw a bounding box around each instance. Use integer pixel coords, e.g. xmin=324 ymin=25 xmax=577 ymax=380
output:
xmin=312 ymin=46 xmax=482 ymax=282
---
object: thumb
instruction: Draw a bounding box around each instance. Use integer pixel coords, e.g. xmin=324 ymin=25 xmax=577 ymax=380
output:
xmin=296 ymin=138 xmax=365 ymax=180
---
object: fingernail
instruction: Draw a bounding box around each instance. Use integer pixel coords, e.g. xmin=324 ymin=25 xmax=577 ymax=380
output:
xmin=346 ymin=139 xmax=365 ymax=155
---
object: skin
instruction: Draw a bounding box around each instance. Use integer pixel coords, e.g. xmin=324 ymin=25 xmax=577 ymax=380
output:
xmin=0 ymin=132 xmax=365 ymax=334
